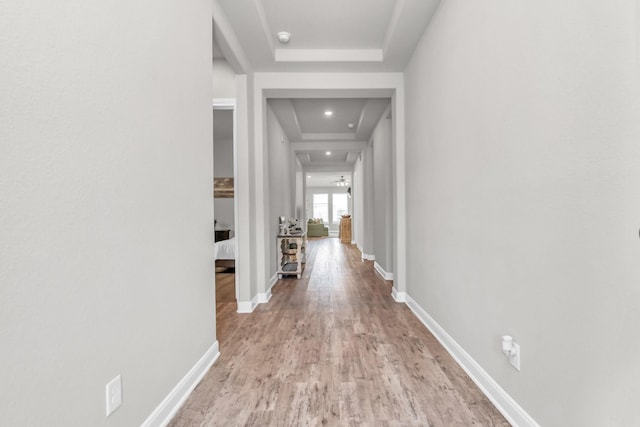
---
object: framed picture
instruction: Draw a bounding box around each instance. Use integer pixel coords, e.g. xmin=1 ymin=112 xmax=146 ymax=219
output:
xmin=214 ymin=178 xmax=234 ymax=198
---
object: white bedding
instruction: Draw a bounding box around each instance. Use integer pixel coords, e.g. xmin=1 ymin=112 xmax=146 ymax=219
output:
xmin=214 ymin=236 xmax=236 ymax=260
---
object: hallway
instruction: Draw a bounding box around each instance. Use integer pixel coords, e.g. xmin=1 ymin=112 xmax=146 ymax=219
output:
xmin=169 ymin=238 xmax=508 ymax=426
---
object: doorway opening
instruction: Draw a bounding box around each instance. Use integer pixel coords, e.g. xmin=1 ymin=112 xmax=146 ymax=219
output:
xmin=213 ymin=100 xmax=239 ymax=344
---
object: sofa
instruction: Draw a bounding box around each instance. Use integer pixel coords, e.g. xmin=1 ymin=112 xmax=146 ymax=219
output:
xmin=307 ymin=218 xmax=329 ymax=237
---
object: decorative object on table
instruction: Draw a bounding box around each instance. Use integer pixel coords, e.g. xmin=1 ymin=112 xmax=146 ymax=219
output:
xmin=279 ymin=215 xmax=288 ymax=235
xmin=288 ymin=218 xmax=302 ymax=234
xmin=213 ymin=178 xmax=234 ymax=198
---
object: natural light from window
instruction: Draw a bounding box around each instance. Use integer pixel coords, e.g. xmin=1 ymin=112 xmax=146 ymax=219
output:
xmin=313 ymin=194 xmax=329 ymax=223
xmin=332 ymin=194 xmax=348 ymax=224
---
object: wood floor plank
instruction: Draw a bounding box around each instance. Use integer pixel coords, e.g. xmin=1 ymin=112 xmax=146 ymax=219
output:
xmin=169 ymin=237 xmax=509 ymax=427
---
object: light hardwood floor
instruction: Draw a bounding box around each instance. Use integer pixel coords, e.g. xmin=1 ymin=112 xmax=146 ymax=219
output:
xmin=169 ymin=238 xmax=509 ymax=426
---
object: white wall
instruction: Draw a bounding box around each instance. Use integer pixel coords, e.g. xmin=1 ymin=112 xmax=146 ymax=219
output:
xmin=371 ymin=112 xmax=393 ymax=272
xmin=212 ymin=59 xmax=236 ymax=98
xmin=232 ymin=74 xmax=257 ymax=305
xmin=404 ymin=2 xmax=640 ymax=426
xmin=353 ymin=155 xmax=365 ymax=249
xmin=0 ymin=1 xmax=215 ymax=426
xmin=362 ymin=143 xmax=376 ymax=257
xmin=213 ymin=135 xmax=234 ymax=235
xmin=266 ymin=104 xmax=293 ymax=278
xmin=294 ymin=157 xmax=304 ymax=221
xmin=351 ymin=144 xmax=376 ymax=257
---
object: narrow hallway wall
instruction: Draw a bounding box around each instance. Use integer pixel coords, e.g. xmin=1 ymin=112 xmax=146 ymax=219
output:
xmin=371 ymin=111 xmax=393 ymax=274
xmin=1 ymin=1 xmax=216 ymax=425
xmin=266 ymin=103 xmax=293 ymax=279
xmin=404 ymin=2 xmax=640 ymax=426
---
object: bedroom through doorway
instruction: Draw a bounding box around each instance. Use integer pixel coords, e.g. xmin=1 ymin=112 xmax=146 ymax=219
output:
xmin=213 ymin=103 xmax=237 ymax=330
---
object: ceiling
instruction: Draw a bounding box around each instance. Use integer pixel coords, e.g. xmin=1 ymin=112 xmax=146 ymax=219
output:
xmin=213 ymin=38 xmax=225 ymax=61
xmin=268 ymin=97 xmax=389 ymax=171
xmin=213 ymin=0 xmax=421 ymax=173
xmin=214 ymin=0 xmax=441 ymax=72
xmin=306 ymin=172 xmax=352 ymax=189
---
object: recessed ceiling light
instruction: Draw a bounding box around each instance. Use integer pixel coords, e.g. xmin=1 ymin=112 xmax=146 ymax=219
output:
xmin=307 ymin=175 xmax=311 ymax=178
xmin=347 ymin=123 xmax=354 ymax=129
xmin=326 ymin=151 xmax=332 ymax=156
xmin=277 ymin=32 xmax=291 ymax=44
xmin=324 ymin=110 xmax=333 ymax=117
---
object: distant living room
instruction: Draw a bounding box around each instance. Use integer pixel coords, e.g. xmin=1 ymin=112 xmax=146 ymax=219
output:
xmin=305 ymin=184 xmax=351 ymax=237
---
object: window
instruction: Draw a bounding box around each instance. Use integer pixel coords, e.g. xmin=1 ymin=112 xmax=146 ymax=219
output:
xmin=332 ymin=194 xmax=348 ymax=224
xmin=313 ymin=194 xmax=329 ymax=223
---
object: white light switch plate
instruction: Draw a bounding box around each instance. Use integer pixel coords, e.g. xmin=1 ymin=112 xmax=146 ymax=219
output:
xmin=106 ymin=374 xmax=122 ymax=416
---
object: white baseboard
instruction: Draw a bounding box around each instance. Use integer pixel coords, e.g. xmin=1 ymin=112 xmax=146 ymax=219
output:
xmin=404 ymin=294 xmax=540 ymax=427
xmin=240 ymin=277 xmax=276 ymax=311
xmin=257 ymin=291 xmax=272 ymax=304
xmin=355 ymin=243 xmax=375 ymax=261
xmin=141 ymin=341 xmax=220 ymax=427
xmin=237 ymin=294 xmax=259 ymax=313
xmin=258 ymin=289 xmax=272 ymax=304
xmin=258 ymin=274 xmax=277 ymax=303
xmin=391 ymin=287 xmax=406 ymax=302
xmin=236 ymin=301 xmax=253 ymax=313
xmin=374 ymin=261 xmax=394 ymax=281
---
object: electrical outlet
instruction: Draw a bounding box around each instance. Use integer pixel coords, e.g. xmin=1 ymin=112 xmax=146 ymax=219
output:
xmin=106 ymin=374 xmax=122 ymax=416
xmin=510 ymin=343 xmax=521 ymax=371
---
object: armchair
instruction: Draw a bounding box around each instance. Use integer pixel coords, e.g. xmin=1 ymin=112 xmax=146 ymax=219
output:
xmin=307 ymin=218 xmax=329 ymax=237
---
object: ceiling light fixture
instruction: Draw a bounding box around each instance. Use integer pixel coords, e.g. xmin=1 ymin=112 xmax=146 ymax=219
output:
xmin=276 ymin=31 xmax=291 ymax=44
xmin=347 ymin=123 xmax=354 ymax=129
xmin=324 ymin=110 xmax=333 ymax=117
xmin=335 ymin=176 xmax=349 ymax=187
xmin=325 ymin=151 xmax=332 ymax=156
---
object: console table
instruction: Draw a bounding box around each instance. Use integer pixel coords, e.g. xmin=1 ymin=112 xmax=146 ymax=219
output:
xmin=277 ymin=232 xmax=306 ymax=279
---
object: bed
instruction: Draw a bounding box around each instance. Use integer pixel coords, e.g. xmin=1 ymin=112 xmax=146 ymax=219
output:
xmin=214 ymin=236 xmax=236 ymax=269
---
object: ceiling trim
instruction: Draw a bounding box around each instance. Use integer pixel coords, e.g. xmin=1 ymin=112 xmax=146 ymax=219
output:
xmin=302 ymin=133 xmax=355 ymax=141
xmin=345 ymin=152 xmax=359 ymax=163
xmin=382 ymin=0 xmax=406 ymax=57
xmin=304 ymin=165 xmax=356 ymax=173
xmin=291 ymin=106 xmax=303 ymax=139
xmin=291 ymin=141 xmax=366 ymax=151
xmin=355 ymin=99 xmax=391 ymax=140
xmin=264 ymin=88 xmax=393 ymax=98
xmin=213 ymin=2 xmax=252 ymax=73
xmin=274 ymin=49 xmax=383 ymax=63
xmin=212 ymin=98 xmax=237 ymax=109
xmin=252 ymin=0 xmax=275 ymax=56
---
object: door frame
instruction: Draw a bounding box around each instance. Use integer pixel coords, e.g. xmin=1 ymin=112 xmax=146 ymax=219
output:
xmin=213 ymin=98 xmax=239 ymax=302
